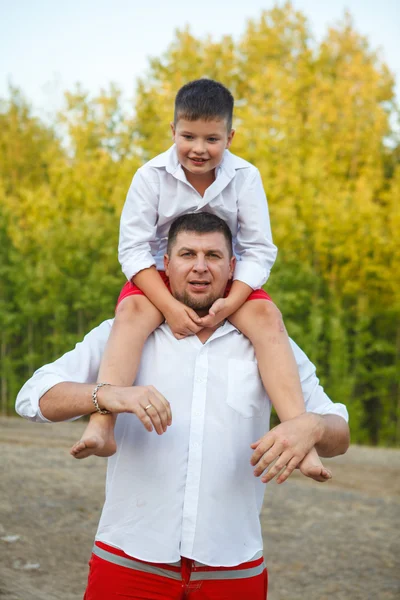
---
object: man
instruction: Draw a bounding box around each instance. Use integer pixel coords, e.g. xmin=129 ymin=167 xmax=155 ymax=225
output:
xmin=16 ymin=213 xmax=350 ymax=600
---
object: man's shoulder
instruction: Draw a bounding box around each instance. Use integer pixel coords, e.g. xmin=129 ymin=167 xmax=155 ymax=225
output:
xmin=75 ymin=319 xmax=114 ymax=348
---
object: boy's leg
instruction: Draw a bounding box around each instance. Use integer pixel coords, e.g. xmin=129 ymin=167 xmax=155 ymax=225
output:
xmin=71 ymin=295 xmax=163 ymax=459
xmin=229 ymin=299 xmax=330 ymax=483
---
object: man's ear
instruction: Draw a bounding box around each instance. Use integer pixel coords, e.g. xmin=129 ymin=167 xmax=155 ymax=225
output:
xmin=164 ymin=254 xmax=170 ymax=275
xmin=170 ymin=122 xmax=176 ymax=140
xmin=226 ymin=129 xmax=235 ymax=149
xmin=228 ymin=256 xmax=236 ymax=279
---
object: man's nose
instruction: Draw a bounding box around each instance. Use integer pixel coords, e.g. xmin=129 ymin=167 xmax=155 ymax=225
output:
xmin=193 ymin=256 xmax=208 ymax=272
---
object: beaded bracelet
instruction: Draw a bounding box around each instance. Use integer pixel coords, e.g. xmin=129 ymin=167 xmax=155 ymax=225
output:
xmin=92 ymin=382 xmax=111 ymax=414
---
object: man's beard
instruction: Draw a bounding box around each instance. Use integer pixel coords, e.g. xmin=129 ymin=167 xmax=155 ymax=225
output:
xmin=173 ymin=290 xmax=220 ymax=315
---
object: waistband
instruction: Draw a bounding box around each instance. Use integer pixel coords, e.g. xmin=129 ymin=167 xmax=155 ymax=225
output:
xmin=93 ymin=542 xmax=265 ymax=582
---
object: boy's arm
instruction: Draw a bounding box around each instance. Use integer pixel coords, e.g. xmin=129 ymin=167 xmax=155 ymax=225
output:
xmin=119 ymin=169 xmax=201 ymax=337
xmin=198 ymin=279 xmax=253 ymax=328
xmin=233 ymin=167 xmax=277 ymax=289
xmin=133 ymin=267 xmax=203 ymax=338
xmin=118 ymin=169 xmax=159 ymax=282
xmin=199 ymin=168 xmax=277 ymax=327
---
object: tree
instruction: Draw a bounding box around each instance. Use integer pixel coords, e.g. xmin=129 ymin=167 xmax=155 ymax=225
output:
xmin=1 ymin=3 xmax=399 ymax=444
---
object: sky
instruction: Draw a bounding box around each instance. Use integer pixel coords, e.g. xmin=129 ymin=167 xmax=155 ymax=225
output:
xmin=1 ymin=0 xmax=399 ymax=119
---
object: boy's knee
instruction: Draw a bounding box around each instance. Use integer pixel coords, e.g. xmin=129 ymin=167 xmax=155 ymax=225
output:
xmin=115 ymin=295 xmax=150 ymax=323
xmin=250 ymin=299 xmax=282 ymax=324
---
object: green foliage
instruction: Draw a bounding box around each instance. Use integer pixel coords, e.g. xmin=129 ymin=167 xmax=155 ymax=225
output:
xmin=1 ymin=3 xmax=399 ymax=445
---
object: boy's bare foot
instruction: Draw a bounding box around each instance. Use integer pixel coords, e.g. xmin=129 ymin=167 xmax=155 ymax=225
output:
xmin=299 ymin=447 xmax=332 ymax=483
xmin=70 ymin=435 xmax=117 ymax=459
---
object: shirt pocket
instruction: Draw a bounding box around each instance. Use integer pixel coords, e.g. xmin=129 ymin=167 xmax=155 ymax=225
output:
xmin=226 ymin=359 xmax=267 ymax=418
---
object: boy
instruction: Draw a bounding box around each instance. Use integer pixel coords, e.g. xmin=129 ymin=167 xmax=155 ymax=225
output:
xmin=71 ymin=79 xmax=329 ymax=483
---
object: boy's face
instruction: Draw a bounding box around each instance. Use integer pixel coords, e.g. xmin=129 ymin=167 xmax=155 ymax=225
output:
xmin=171 ymin=118 xmax=235 ymax=178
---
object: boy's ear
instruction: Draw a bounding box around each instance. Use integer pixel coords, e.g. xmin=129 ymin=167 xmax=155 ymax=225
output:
xmin=170 ymin=122 xmax=176 ymax=139
xmin=226 ymin=129 xmax=235 ymax=148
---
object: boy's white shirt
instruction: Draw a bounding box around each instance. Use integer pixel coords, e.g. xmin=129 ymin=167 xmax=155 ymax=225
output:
xmin=118 ymin=145 xmax=278 ymax=289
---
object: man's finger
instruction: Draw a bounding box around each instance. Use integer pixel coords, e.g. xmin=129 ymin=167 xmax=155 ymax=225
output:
xmin=143 ymin=403 xmax=164 ymax=435
xmin=250 ymin=439 xmax=261 ymax=449
xmin=250 ymin=435 xmax=275 ymax=466
xmin=148 ymin=390 xmax=171 ymax=432
xmin=275 ymin=457 xmax=299 ymax=484
xmin=149 ymin=387 xmax=172 ymax=426
xmin=259 ymin=453 xmax=292 ymax=484
xmin=135 ymin=406 xmax=154 ymax=432
xmin=252 ymin=443 xmax=289 ymax=477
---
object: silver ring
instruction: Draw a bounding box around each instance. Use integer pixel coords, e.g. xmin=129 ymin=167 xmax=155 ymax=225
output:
xmin=144 ymin=404 xmax=153 ymax=411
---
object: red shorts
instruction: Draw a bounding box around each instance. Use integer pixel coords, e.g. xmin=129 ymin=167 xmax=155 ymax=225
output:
xmin=117 ymin=271 xmax=271 ymax=308
xmin=84 ymin=541 xmax=268 ymax=600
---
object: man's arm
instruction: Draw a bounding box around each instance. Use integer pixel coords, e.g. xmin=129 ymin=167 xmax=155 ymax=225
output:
xmin=250 ymin=339 xmax=350 ymax=483
xmin=39 ymin=382 xmax=171 ymax=434
xmin=16 ymin=320 xmax=171 ymax=434
xmin=251 ymin=412 xmax=350 ymax=483
xmin=314 ymin=413 xmax=350 ymax=457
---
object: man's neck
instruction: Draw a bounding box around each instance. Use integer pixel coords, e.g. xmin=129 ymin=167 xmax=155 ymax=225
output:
xmin=196 ymin=321 xmax=225 ymax=344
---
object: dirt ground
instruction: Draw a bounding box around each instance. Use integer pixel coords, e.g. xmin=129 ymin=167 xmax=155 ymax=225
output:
xmin=1 ymin=417 xmax=399 ymax=600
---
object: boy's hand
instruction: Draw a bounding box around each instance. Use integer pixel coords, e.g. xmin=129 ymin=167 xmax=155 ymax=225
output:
xmin=164 ymin=299 xmax=203 ymax=339
xmin=198 ymin=298 xmax=233 ymax=328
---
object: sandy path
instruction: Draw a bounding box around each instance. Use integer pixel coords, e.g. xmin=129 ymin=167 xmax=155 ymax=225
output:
xmin=1 ymin=417 xmax=399 ymax=599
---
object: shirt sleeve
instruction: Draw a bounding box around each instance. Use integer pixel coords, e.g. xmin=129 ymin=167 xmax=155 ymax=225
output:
xmin=118 ymin=168 xmax=159 ymax=281
xmin=15 ymin=320 xmax=112 ymax=423
xmin=291 ymin=339 xmax=349 ymax=421
xmin=233 ymin=168 xmax=278 ymax=289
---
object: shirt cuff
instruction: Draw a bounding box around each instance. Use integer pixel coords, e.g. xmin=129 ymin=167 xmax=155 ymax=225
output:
xmin=233 ymin=261 xmax=270 ymax=290
xmin=16 ymin=375 xmax=69 ymax=423
xmin=308 ymin=396 xmax=349 ymax=422
xmin=122 ymin=256 xmax=157 ymax=282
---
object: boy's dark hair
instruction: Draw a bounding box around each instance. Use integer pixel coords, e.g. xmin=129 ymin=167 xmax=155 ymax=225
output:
xmin=174 ymin=79 xmax=234 ymax=130
xmin=167 ymin=213 xmax=233 ymax=256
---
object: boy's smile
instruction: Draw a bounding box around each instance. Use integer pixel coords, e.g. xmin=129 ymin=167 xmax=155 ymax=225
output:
xmin=171 ymin=118 xmax=235 ymax=185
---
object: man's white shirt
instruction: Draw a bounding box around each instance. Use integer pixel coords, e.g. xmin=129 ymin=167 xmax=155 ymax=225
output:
xmin=16 ymin=321 xmax=348 ymax=567
xmin=118 ymin=145 xmax=278 ymax=290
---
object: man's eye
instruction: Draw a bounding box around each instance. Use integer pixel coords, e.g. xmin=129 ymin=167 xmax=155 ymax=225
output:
xmin=181 ymin=252 xmax=193 ymax=257
xmin=209 ymin=253 xmax=220 ymax=258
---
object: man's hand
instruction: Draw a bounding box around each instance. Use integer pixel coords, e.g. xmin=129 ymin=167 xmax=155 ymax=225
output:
xmin=163 ymin=298 xmax=204 ymax=339
xmin=100 ymin=385 xmax=172 ymax=435
xmin=198 ymin=298 xmax=233 ymax=328
xmin=250 ymin=413 xmax=324 ymax=484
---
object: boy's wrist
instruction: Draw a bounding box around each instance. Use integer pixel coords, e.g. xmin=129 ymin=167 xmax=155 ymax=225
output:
xmin=223 ymin=290 xmax=246 ymax=314
xmin=158 ymin=295 xmax=180 ymax=318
